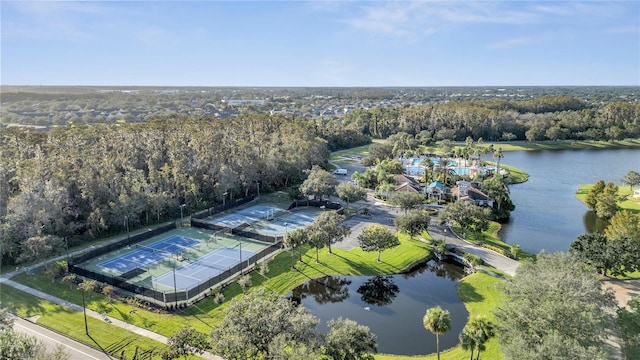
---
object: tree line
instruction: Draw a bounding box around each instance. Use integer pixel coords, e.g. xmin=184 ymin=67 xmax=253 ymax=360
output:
xmin=342 ymin=98 xmax=640 ymax=141
xmin=0 ymin=114 xmax=330 ymax=266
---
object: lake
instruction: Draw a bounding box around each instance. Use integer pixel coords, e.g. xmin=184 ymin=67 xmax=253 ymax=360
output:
xmin=499 ymin=148 xmax=640 ymax=253
xmin=289 ymin=261 xmax=468 ymax=356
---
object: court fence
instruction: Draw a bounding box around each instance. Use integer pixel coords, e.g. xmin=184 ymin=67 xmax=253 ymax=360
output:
xmin=190 ymin=195 xmax=256 ymax=220
xmin=68 ymin=223 xmax=177 ymax=267
xmin=288 ymin=199 xmax=344 ymax=214
xmin=190 ymin=218 xmax=282 ymax=244
xmin=68 ymin=241 xmax=282 ymax=308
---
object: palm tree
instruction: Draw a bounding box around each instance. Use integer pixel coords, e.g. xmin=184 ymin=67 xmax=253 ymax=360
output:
xmin=493 ymin=147 xmax=504 ymax=177
xmin=421 ymin=158 xmax=434 ymax=184
xmin=423 ymin=306 xmax=452 ymax=360
xmin=467 ymin=316 xmax=495 ymax=360
xmin=459 ymin=325 xmax=477 ymax=360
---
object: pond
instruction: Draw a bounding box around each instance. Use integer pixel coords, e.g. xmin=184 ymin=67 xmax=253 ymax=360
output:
xmin=289 ymin=260 xmax=468 ymax=356
xmin=499 ymin=148 xmax=640 ymax=253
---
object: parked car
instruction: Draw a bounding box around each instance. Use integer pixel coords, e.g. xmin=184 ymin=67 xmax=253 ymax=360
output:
xmin=333 ymin=168 xmax=348 ymax=175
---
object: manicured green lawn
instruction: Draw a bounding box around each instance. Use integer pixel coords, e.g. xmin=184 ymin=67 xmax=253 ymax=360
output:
xmin=0 ymin=285 xmax=173 ymax=360
xmin=375 ymin=272 xmax=504 ymax=360
xmin=10 ymin=228 xmax=507 ymax=360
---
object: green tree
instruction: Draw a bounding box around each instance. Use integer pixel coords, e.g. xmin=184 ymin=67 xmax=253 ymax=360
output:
xmin=464 ymin=316 xmax=495 ymax=360
xmin=423 ymin=306 xmax=452 ymax=360
xmin=299 ymin=165 xmax=339 ymax=202
xmin=604 ymin=210 xmax=640 ymax=241
xmin=594 ymin=182 xmax=620 ymax=219
xmin=492 ymin=147 xmax=504 ymax=177
xmin=495 ymin=252 xmax=616 ymax=360
xmin=308 ymin=211 xmax=350 ymax=255
xmin=387 ymin=192 xmax=424 ymax=214
xmin=621 ymin=170 xmax=640 ymax=190
xmin=209 ymin=289 xmax=319 ymax=360
xmin=420 ymin=158 xmax=434 ymax=184
xmin=570 ymin=233 xmax=640 ymax=276
xmin=458 ymin=325 xmax=478 ymax=360
xmin=161 ymin=326 xmax=211 ymax=360
xmin=324 ymin=317 xmax=378 ymax=360
xmin=283 ymin=228 xmax=307 ymax=268
xmin=357 ymin=223 xmax=400 ymax=262
xmin=440 ymin=200 xmax=492 ymax=236
xmin=78 ymin=279 xmax=99 ymax=299
xmin=617 ymin=296 xmax=640 ymax=359
xmin=336 ymin=182 xmax=367 ymax=209
xmin=585 ymin=180 xmax=606 ymax=210
xmin=393 ymin=209 xmax=430 ymax=240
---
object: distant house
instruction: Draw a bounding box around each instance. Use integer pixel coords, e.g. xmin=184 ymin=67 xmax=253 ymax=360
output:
xmin=393 ymin=174 xmax=422 ymax=193
xmin=634 ymin=189 xmax=640 ymax=198
xmin=425 ymin=181 xmax=446 ymax=200
xmin=451 ymin=180 xmax=493 ymax=207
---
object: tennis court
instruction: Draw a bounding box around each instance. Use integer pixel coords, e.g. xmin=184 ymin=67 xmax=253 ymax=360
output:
xmin=156 ymin=246 xmax=255 ymax=290
xmin=253 ymin=210 xmax=319 ymax=237
xmin=99 ymin=235 xmax=200 ymax=274
xmin=205 ymin=204 xmax=284 ymax=229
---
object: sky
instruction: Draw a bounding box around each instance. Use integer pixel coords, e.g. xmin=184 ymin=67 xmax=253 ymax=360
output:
xmin=1 ymin=1 xmax=639 ymax=87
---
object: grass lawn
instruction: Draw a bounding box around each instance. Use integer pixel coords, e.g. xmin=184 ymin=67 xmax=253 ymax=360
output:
xmin=576 ymin=184 xmax=640 ymax=215
xmin=0 ymin=284 xmax=174 ymax=360
xmin=453 ymin=222 xmax=535 ymax=261
xmin=10 ymin=228 xmax=508 ymax=360
xmin=11 ymin=233 xmax=433 ymax=337
xmin=375 ymin=272 xmax=504 ymax=360
xmin=330 ymin=143 xmax=374 ymax=162
xmin=478 ymin=139 xmax=640 ymax=152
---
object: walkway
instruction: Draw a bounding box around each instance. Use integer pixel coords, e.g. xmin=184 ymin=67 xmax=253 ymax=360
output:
xmin=428 ymin=219 xmax=520 ymax=276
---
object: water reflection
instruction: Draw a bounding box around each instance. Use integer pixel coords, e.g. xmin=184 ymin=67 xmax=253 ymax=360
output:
xmin=357 ymin=276 xmax=399 ymax=306
xmin=288 ymin=260 xmax=468 ymax=355
xmin=290 ymin=276 xmax=352 ymax=304
xmin=582 ymin=210 xmax=609 ymax=234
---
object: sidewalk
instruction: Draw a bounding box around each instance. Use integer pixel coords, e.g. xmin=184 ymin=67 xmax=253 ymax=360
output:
xmin=427 ymin=219 xmax=520 ymax=276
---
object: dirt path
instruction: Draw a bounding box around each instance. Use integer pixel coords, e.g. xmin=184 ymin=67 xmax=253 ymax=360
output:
xmin=602 ymin=279 xmax=640 ymax=310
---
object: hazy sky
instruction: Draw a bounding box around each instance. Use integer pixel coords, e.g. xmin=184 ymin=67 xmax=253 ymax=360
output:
xmin=2 ymin=1 xmax=639 ymax=87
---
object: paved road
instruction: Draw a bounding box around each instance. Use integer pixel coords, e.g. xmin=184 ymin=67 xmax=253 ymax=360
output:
xmin=428 ymin=219 xmax=520 ymax=276
xmin=11 ymin=315 xmax=115 ymax=360
xmin=333 ymin=191 xmax=520 ymax=276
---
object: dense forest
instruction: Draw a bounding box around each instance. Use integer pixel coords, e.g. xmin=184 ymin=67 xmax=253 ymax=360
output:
xmin=342 ymin=97 xmax=640 ymax=141
xmin=1 ymin=89 xmax=640 ymax=266
xmin=0 ymin=114 xmax=331 ymax=265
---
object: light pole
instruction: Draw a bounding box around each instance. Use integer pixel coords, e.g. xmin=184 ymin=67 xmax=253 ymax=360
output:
xmin=239 ymin=239 xmax=243 ymax=275
xmin=81 ymin=290 xmax=89 ymax=335
xmin=173 ymin=267 xmax=178 ymax=308
xmin=222 ymin=192 xmax=228 ymax=208
xmin=179 ymin=204 xmax=186 ymax=227
xmin=124 ymin=215 xmax=129 ymax=242
xmin=284 ymin=222 xmax=294 ymax=269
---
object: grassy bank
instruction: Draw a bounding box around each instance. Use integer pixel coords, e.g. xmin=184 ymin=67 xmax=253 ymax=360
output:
xmin=480 ymin=139 xmax=640 ymax=152
xmin=575 ymin=184 xmax=640 ymax=280
xmin=452 ymin=221 xmax=534 ymax=261
xmin=375 ymin=272 xmax=504 ymax=360
xmin=576 ymin=184 xmax=640 ymax=215
xmin=0 ymin=285 xmax=173 ymax=360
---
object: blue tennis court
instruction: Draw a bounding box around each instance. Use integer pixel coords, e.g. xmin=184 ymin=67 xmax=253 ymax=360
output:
xmin=99 ymin=235 xmax=201 ymax=274
xmin=207 ymin=204 xmax=282 ymax=228
xmin=156 ymin=246 xmax=256 ymax=289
